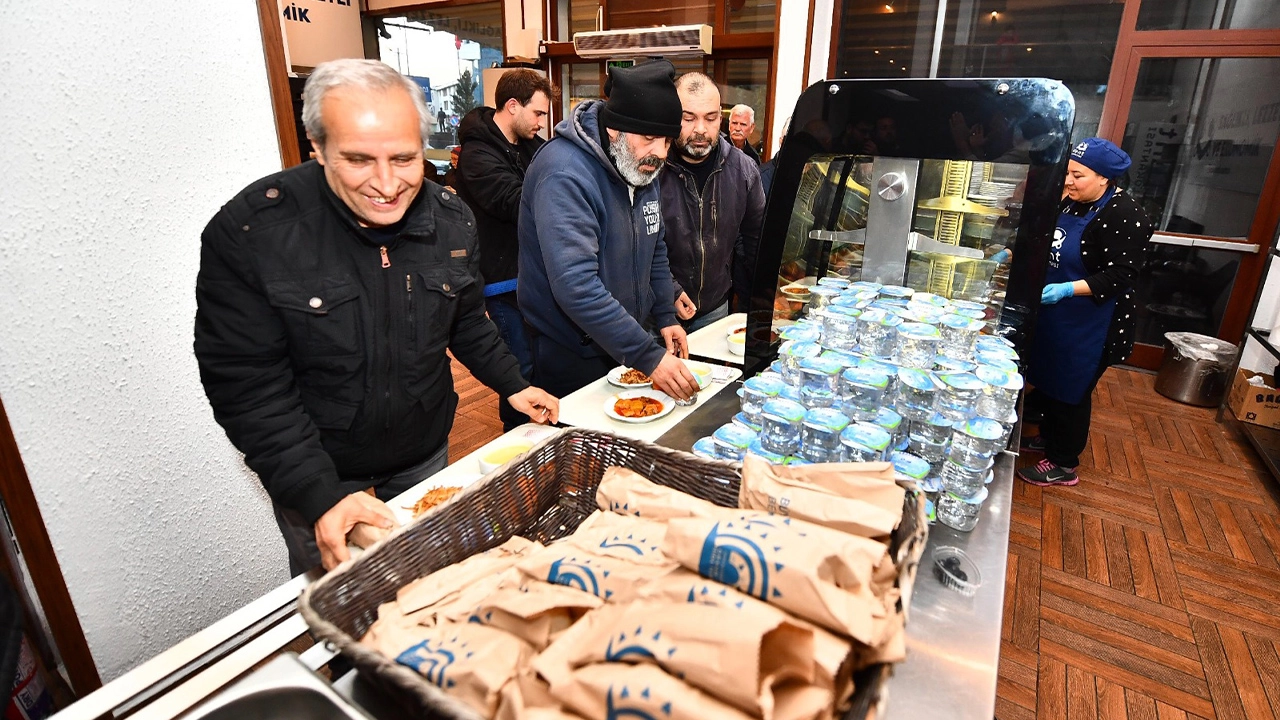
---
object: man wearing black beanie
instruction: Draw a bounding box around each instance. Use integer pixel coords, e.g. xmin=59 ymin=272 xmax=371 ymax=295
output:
xmin=518 ymin=60 xmax=700 ymax=400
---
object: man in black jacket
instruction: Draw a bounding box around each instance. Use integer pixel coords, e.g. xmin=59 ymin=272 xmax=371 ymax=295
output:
xmin=660 ymin=74 xmax=766 ymax=332
xmin=455 ymin=69 xmax=552 ymax=430
xmin=194 ymin=59 xmax=558 ymax=574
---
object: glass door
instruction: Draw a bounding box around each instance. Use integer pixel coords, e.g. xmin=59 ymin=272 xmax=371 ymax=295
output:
xmin=1103 ymin=46 xmax=1280 ymax=368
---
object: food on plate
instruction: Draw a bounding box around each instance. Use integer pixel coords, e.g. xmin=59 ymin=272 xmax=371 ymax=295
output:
xmin=614 ymin=396 xmax=664 ymax=418
xmin=732 ymin=326 xmax=747 ymax=334
xmin=619 ymin=368 xmax=651 ymax=384
xmin=409 ymin=485 xmax=463 ymax=517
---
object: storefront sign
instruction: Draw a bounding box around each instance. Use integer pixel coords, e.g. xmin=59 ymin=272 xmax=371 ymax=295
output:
xmin=280 ymin=0 xmax=363 ymax=70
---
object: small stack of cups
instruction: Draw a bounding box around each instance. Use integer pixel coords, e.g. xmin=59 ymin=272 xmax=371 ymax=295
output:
xmin=937 ymin=417 xmax=1004 ymax=531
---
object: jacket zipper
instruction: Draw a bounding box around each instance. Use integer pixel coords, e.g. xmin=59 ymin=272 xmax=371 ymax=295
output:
xmin=381 ymin=246 xmax=394 ymax=432
xmin=406 ymin=274 xmax=415 ymax=344
xmin=380 ymin=246 xmax=391 ymax=268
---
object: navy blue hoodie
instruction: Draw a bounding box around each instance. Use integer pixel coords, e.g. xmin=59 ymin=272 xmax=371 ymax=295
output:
xmin=517 ymin=100 xmax=678 ymax=375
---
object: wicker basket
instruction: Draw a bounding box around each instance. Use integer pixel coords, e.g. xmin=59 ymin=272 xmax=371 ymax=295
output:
xmin=300 ymin=428 xmax=927 ymax=720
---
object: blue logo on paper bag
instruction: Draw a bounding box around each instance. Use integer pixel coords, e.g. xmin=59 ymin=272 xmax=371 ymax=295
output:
xmin=395 ymin=635 xmax=473 ymax=688
xmin=605 ymin=625 xmax=677 ymax=663
xmin=547 ymin=556 xmax=611 ymax=598
xmin=696 ymin=518 xmax=784 ymax=601
xmin=599 ymin=532 xmax=660 ymax=556
xmin=606 ymin=683 xmax=673 ymax=719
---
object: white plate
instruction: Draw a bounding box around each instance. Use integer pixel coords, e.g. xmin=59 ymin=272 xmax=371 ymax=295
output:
xmin=606 ymin=366 xmax=653 ymax=388
xmin=604 ymin=389 xmax=675 ymax=424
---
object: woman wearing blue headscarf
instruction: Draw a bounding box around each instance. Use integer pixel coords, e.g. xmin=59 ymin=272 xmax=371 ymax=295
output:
xmin=1020 ymin=138 xmax=1152 ymax=487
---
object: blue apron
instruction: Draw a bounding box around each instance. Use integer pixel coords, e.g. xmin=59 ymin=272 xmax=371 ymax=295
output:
xmin=1026 ymin=188 xmax=1118 ymax=405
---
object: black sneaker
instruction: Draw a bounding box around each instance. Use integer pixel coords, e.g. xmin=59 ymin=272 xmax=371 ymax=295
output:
xmin=1018 ymin=459 xmax=1078 ymax=487
xmin=1020 ymin=435 xmax=1045 ymax=453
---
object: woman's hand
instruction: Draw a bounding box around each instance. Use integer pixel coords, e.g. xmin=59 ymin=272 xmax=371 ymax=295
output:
xmin=1041 ymin=282 xmax=1075 ymax=305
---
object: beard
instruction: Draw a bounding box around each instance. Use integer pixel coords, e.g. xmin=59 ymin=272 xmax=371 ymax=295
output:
xmin=678 ymin=132 xmax=714 ymax=159
xmin=607 ymin=131 xmax=664 ymax=187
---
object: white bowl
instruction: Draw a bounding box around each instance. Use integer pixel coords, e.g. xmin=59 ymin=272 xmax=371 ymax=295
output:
xmin=478 ymin=441 xmax=533 ymax=474
xmin=727 ymin=334 xmax=746 ymax=356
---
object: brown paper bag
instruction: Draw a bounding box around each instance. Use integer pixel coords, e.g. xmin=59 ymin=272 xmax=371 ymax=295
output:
xmin=565 ymin=511 xmax=673 ymax=566
xmin=551 ymin=663 xmax=756 ymax=720
xmin=638 ymin=571 xmax=853 ymax=705
xmin=460 ymin=579 xmax=603 ymax=650
xmin=367 ymin=621 xmax=534 ymax=717
xmin=596 ymin=466 xmax=726 ymax=520
xmin=533 ymin=597 xmax=815 ymax=718
xmin=397 ymin=536 xmax=541 ymax=613
xmin=517 ymin=541 xmax=681 ymax=604
xmin=662 ymin=511 xmax=894 ymax=644
xmin=495 ymin=670 xmax=569 ymax=720
xmin=739 ymin=455 xmax=904 ymax=539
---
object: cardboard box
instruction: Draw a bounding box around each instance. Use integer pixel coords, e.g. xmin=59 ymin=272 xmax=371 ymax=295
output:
xmin=1228 ymin=368 xmax=1280 ymax=429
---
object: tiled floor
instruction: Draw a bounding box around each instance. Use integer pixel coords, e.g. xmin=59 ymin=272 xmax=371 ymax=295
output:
xmin=446 ymin=360 xmax=1280 ymax=720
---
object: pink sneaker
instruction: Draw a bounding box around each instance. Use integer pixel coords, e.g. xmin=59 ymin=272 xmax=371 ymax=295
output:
xmin=1017 ymin=458 xmax=1078 ymax=486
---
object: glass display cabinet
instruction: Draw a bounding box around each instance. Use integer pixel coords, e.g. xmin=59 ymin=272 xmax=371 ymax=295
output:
xmin=746 ymin=78 xmax=1076 ymax=374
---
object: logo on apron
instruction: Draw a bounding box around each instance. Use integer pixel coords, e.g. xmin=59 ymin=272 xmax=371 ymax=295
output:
xmin=1049 ymin=226 xmax=1066 ymax=268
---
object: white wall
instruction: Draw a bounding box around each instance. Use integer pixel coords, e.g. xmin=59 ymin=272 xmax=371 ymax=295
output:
xmin=0 ymin=1 xmax=289 ymax=681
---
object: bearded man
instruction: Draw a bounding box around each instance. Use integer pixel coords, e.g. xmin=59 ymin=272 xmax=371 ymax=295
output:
xmin=518 ymin=60 xmax=698 ymax=400
xmin=659 ymin=73 xmax=766 ymax=332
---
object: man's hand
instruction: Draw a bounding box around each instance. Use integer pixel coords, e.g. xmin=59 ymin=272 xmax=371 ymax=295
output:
xmin=509 ymin=386 xmax=559 ymax=424
xmin=661 ymin=325 xmax=689 ymax=359
xmin=674 ymin=292 xmax=697 ymax=321
xmin=314 ymin=493 xmax=398 ymax=570
xmin=650 ymin=353 xmax=699 ymax=401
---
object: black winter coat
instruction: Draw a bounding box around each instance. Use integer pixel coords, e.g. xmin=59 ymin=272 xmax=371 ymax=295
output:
xmin=1061 ymin=189 xmax=1152 ymax=368
xmin=194 ymin=161 xmax=527 ymax=524
xmin=454 ymin=107 xmax=544 ymax=290
xmin=658 ymin=137 xmax=766 ymax=316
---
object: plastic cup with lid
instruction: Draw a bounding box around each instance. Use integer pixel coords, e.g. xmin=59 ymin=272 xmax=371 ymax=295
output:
xmin=840 ymin=366 xmax=890 ymax=422
xmin=857 ymin=308 xmax=903 ymax=359
xmin=800 ymin=408 xmax=851 ymax=463
xmin=891 ymin=451 xmax=931 ymax=484
xmin=937 ymin=486 xmax=989 ymax=532
xmin=879 ymin=285 xmax=915 ymax=300
xmin=806 ymin=285 xmax=842 ymax=315
xmin=895 ymin=367 xmax=939 ymax=421
xmin=941 ymin=455 xmax=994 ymax=499
xmin=874 ymin=405 xmax=904 ymax=446
xmin=849 ymin=281 xmax=883 ymax=293
xmin=691 ymin=436 xmax=718 ymax=460
xmin=741 ymin=374 xmax=787 ymax=426
xmin=821 ymin=304 xmax=862 ymax=351
xmin=935 ymin=372 xmax=985 ymax=422
xmin=733 ymin=411 xmax=763 ymax=433
xmin=975 ymin=366 xmax=1024 ymax=419
xmin=817 ymin=276 xmax=851 ymax=290
xmin=712 ymin=423 xmax=757 ymax=462
xmin=746 ymin=437 xmax=790 ymax=465
xmin=839 ymin=421 xmax=893 ymax=462
xmin=938 ymin=313 xmax=985 ymax=361
xmin=949 ymin=417 xmax=1005 ymax=466
xmin=781 ymin=341 xmax=823 ymax=386
xmin=799 ymin=356 xmax=845 ymax=409
xmin=897 ymin=321 xmax=942 ymax=369
xmin=907 ymin=411 xmax=951 ymax=462
xmin=759 ymin=398 xmax=806 ymax=456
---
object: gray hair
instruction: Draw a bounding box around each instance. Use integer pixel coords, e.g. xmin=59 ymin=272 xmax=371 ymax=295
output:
xmin=302 ymin=59 xmax=431 ymax=150
xmin=730 ymin=104 xmax=756 ymax=123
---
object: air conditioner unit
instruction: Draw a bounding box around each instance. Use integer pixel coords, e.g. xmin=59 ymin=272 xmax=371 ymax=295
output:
xmin=572 ymin=24 xmax=712 ymax=59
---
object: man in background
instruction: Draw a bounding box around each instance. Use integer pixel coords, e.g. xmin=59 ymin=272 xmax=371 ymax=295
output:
xmin=518 ymin=60 xmax=699 ymax=401
xmin=195 ymin=59 xmax=557 ymax=574
xmin=455 ymin=69 xmax=553 ymax=430
xmin=727 ymin=104 xmax=761 ymax=164
xmin=660 ymin=73 xmax=766 ymax=331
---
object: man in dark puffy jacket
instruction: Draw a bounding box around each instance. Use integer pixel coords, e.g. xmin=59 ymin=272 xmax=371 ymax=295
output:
xmin=194 ymin=59 xmax=558 ymax=574
xmin=455 ymin=69 xmax=552 ymax=430
xmin=660 ymin=73 xmax=766 ymax=332
xmin=518 ymin=60 xmax=699 ymax=400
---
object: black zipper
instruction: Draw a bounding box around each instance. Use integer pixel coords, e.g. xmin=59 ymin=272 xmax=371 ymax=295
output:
xmin=406 ymin=273 xmax=415 ymax=345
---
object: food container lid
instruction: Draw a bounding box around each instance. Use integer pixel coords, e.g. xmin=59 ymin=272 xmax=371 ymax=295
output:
xmin=817 ymin=277 xmax=851 ymax=288
xmin=859 ymin=308 xmax=904 ymax=327
xmin=744 ymin=375 xmax=788 ymax=395
xmin=852 ymin=289 xmax=881 ymax=302
xmin=842 ymin=366 xmax=890 ymax=388
xmin=849 ymin=281 xmax=883 ymax=292
xmin=784 ymin=340 xmax=824 ymax=359
xmin=975 ymin=334 xmax=1015 ymax=349
xmin=919 ymin=475 xmax=943 ymax=493
xmin=803 ymin=408 xmax=850 ymax=432
xmin=778 ymin=385 xmax=803 ymax=403
xmin=800 ymin=356 xmax=845 ymax=375
xmin=891 ymin=451 xmax=930 ymax=480
xmin=761 ymin=398 xmax=806 ymax=422
xmin=769 ymin=360 xmax=786 ymax=375
xmin=875 ymin=406 xmax=903 ymax=430
xmin=934 ymin=357 xmax=978 ymax=373
xmin=897 ymin=367 xmax=938 ymax=391
xmin=899 ymin=322 xmax=941 ymax=340
xmin=870 ymin=299 xmax=911 ymax=314
xmin=820 ymin=349 xmax=862 ymax=368
xmin=780 ymin=325 xmax=822 ymax=343
xmin=974 ymin=340 xmax=1018 ymax=357
xmin=953 ymin=307 xmax=987 ymax=320
xmin=958 ymin=417 xmax=1004 ymax=441
xmin=713 ymin=423 xmax=757 ymax=448
xmin=733 ymin=411 xmax=763 ymax=432
xmin=975 ymin=366 xmax=1025 ymax=390
xmin=910 ymin=292 xmax=949 ymax=307
xmin=824 ymin=304 xmax=863 ymax=319
xmin=906 ymin=307 xmax=947 ymax=324
xmin=939 ymin=313 xmax=985 ymax=331
xmin=746 ymin=438 xmax=788 ymax=464
xmin=951 ymin=299 xmax=987 ymax=313
xmin=879 ymin=285 xmax=915 ymax=298
xmin=809 ymin=285 xmax=842 ymax=299
xmin=840 ymin=422 xmax=892 ymax=450
xmin=933 ymin=546 xmax=982 ymax=596
xmin=938 ymin=372 xmax=984 ymax=391
xmin=859 ymin=357 xmax=900 ymax=375
xmin=946 ymin=486 xmax=989 ymax=504
xmin=974 ymin=353 xmax=1019 ymax=372
xmin=924 ymin=411 xmax=954 ymax=427
xmin=691 ymin=437 xmax=718 ymax=459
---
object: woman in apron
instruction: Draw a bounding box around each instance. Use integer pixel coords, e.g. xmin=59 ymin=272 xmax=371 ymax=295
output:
xmin=1020 ymin=138 xmax=1152 ymax=486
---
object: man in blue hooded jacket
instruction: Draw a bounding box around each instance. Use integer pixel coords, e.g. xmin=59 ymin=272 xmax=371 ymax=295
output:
xmin=518 ymin=60 xmax=699 ymax=400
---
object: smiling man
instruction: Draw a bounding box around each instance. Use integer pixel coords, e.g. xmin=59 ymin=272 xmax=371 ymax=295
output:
xmin=518 ymin=60 xmax=699 ymax=401
xmin=194 ymin=59 xmax=558 ymax=575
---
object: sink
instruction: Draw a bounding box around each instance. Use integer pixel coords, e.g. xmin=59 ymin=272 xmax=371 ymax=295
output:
xmin=184 ymin=654 xmax=375 ymax=720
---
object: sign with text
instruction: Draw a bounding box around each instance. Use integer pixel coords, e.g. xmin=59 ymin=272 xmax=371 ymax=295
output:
xmin=279 ymin=0 xmax=363 ymax=70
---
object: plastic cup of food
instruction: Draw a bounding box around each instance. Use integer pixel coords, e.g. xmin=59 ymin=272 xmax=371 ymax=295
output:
xmin=478 ymin=441 xmax=533 ymax=474
xmin=727 ymin=334 xmax=746 ymax=355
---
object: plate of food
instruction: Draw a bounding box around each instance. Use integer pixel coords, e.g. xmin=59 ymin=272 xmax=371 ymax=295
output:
xmin=780 ymin=282 xmax=813 ymax=301
xmin=604 ymin=389 xmax=674 ymax=424
xmin=606 ymin=366 xmax=653 ymax=388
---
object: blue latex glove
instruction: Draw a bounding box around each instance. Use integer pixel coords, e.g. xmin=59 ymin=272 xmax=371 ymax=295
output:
xmin=1041 ymin=282 xmax=1075 ymax=305
xmin=989 ymin=248 xmax=1011 ymax=263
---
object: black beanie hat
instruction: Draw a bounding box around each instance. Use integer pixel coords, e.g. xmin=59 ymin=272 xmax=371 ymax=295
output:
xmin=599 ymin=60 xmax=682 ymax=138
